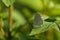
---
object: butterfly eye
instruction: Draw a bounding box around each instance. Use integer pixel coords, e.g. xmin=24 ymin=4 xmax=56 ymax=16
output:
xmin=33 ymin=13 xmax=43 ymax=27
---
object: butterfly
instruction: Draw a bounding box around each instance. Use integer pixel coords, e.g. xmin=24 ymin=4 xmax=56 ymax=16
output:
xmin=33 ymin=12 xmax=43 ymax=27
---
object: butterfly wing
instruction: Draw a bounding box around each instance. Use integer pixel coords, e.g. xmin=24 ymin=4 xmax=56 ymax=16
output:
xmin=33 ymin=13 xmax=43 ymax=27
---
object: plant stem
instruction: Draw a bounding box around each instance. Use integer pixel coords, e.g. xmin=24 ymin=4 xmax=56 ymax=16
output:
xmin=8 ymin=5 xmax=13 ymax=40
xmin=0 ymin=17 xmax=2 ymax=31
xmin=9 ymin=5 xmax=12 ymax=28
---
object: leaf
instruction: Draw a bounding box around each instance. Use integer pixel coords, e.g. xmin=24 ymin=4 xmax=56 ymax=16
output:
xmin=17 ymin=0 xmax=43 ymax=11
xmin=29 ymin=21 xmax=52 ymax=36
xmin=0 ymin=10 xmax=8 ymax=18
xmin=54 ymin=30 xmax=60 ymax=40
xmin=49 ymin=4 xmax=60 ymax=17
xmin=52 ymin=0 xmax=60 ymax=4
xmin=49 ymin=23 xmax=60 ymax=31
xmin=42 ymin=0 xmax=50 ymax=6
xmin=12 ymin=33 xmax=27 ymax=40
xmin=45 ymin=17 xmax=56 ymax=22
xmin=2 ymin=0 xmax=15 ymax=7
xmin=42 ymin=15 xmax=49 ymax=20
xmin=29 ymin=21 xmax=60 ymax=36
xmin=55 ymin=17 xmax=60 ymax=27
xmin=0 ymin=35 xmax=5 ymax=40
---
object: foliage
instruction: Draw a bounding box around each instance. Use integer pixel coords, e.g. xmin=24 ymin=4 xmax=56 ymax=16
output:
xmin=0 ymin=0 xmax=60 ymax=40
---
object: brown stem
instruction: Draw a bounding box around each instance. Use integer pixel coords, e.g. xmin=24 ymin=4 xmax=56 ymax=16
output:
xmin=9 ymin=5 xmax=12 ymax=28
xmin=8 ymin=5 xmax=13 ymax=40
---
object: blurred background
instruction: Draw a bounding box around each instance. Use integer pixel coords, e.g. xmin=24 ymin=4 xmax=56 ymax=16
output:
xmin=0 ymin=0 xmax=60 ymax=40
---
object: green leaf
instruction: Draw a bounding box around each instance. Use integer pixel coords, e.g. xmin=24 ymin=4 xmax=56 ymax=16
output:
xmin=52 ymin=0 xmax=60 ymax=4
xmin=0 ymin=9 xmax=8 ymax=18
xmin=29 ymin=21 xmax=52 ymax=36
xmin=17 ymin=0 xmax=43 ymax=11
xmin=2 ymin=0 xmax=15 ymax=7
xmin=49 ymin=4 xmax=60 ymax=17
xmin=42 ymin=0 xmax=50 ymax=6
xmin=29 ymin=21 xmax=59 ymax=36
xmin=11 ymin=20 xmax=59 ymax=36
xmin=12 ymin=33 xmax=27 ymax=40
xmin=49 ymin=23 xmax=60 ymax=31
xmin=0 ymin=35 xmax=5 ymax=40
xmin=54 ymin=30 xmax=60 ymax=40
